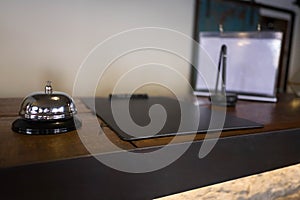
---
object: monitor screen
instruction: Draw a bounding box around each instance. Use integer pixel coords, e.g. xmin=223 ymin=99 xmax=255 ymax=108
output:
xmin=194 ymin=31 xmax=283 ymax=102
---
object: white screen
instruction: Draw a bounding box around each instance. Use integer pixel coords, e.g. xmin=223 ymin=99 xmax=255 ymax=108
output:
xmin=195 ymin=32 xmax=282 ymax=97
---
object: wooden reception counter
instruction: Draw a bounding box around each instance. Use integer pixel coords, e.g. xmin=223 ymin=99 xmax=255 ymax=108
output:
xmin=0 ymin=94 xmax=300 ymax=199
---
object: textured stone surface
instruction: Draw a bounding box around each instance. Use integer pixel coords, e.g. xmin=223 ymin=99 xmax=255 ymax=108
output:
xmin=157 ymin=164 xmax=300 ymax=200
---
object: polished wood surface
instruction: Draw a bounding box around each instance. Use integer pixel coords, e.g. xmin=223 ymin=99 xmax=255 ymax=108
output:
xmin=1 ymin=94 xmax=300 ymax=168
xmin=0 ymin=98 xmax=135 ymax=168
xmin=132 ymin=94 xmax=300 ymax=147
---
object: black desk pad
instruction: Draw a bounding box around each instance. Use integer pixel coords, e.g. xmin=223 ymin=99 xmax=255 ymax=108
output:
xmin=82 ymin=97 xmax=263 ymax=141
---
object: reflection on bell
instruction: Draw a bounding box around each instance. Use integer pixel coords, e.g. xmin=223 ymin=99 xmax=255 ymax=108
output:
xmin=12 ymin=81 xmax=82 ymax=135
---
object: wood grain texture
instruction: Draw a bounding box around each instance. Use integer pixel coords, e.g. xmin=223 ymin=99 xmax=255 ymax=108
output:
xmin=1 ymin=95 xmax=300 ymax=168
xmin=132 ymin=94 xmax=300 ymax=147
xmin=1 ymin=95 xmax=300 ymax=200
xmin=0 ymin=99 xmax=135 ymax=168
xmin=0 ymin=98 xmax=22 ymax=117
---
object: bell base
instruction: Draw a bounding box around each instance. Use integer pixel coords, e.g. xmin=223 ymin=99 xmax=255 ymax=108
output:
xmin=12 ymin=117 xmax=82 ymax=135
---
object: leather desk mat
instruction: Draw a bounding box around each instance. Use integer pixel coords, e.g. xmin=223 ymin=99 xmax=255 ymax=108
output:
xmin=82 ymin=97 xmax=263 ymax=141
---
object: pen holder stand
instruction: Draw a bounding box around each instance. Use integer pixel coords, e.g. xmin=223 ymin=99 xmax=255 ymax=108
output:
xmin=209 ymin=92 xmax=237 ymax=107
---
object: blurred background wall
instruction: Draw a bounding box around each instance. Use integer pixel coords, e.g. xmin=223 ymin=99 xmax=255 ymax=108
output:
xmin=0 ymin=0 xmax=298 ymax=97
